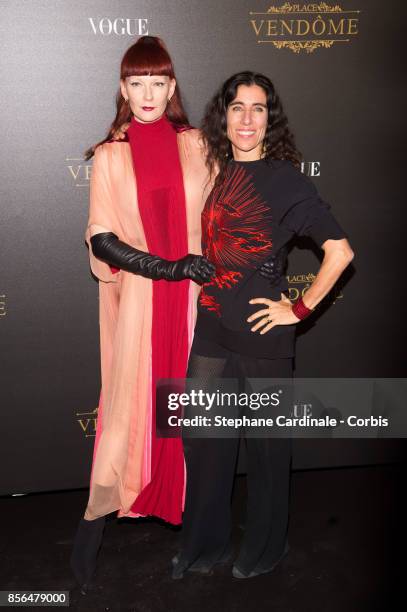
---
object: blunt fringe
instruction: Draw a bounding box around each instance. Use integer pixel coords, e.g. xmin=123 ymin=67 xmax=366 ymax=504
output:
xmin=85 ymin=36 xmax=189 ymax=159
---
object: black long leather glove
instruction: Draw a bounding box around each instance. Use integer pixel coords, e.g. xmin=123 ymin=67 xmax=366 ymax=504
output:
xmin=90 ymin=232 xmax=216 ymax=284
xmin=258 ymin=246 xmax=288 ymax=287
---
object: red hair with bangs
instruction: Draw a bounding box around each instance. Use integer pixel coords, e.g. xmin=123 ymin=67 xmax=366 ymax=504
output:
xmin=86 ymin=36 xmax=190 ymax=159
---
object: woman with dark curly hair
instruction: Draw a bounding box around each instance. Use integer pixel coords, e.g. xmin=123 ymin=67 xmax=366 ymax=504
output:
xmin=171 ymin=71 xmax=354 ymax=579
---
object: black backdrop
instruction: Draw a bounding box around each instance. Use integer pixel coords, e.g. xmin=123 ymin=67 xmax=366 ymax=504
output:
xmin=0 ymin=0 xmax=405 ymax=494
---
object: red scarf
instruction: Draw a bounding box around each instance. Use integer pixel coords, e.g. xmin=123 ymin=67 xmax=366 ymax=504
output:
xmin=127 ymin=115 xmax=189 ymax=524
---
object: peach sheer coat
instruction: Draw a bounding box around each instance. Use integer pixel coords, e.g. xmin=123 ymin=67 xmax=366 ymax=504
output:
xmin=84 ymin=129 xmax=209 ymax=521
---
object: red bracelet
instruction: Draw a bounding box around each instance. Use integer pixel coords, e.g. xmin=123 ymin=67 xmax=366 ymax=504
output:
xmin=292 ymin=296 xmax=313 ymax=320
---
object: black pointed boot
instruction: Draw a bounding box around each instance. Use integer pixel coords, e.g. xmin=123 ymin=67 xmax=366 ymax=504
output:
xmin=70 ymin=516 xmax=105 ymax=594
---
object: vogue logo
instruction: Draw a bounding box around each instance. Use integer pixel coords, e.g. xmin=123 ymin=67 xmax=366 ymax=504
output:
xmin=66 ymin=156 xmax=320 ymax=184
xmin=88 ymin=17 xmax=148 ymax=36
xmin=249 ymin=2 xmax=361 ymax=53
xmin=301 ymin=161 xmax=320 ymax=177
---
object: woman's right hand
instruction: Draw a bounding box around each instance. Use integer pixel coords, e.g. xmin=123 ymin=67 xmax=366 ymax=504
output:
xmin=113 ymin=122 xmax=131 ymax=140
xmin=258 ymin=246 xmax=287 ymax=286
xmin=171 ymin=255 xmax=216 ymax=284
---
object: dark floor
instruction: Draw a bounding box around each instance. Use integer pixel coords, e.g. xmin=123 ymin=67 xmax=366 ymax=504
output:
xmin=0 ymin=465 xmax=404 ymax=612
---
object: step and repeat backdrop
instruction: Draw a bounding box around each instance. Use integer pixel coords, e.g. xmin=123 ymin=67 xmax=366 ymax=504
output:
xmin=1 ymin=1 xmax=405 ymax=494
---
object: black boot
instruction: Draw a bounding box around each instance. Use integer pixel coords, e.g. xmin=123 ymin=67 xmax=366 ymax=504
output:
xmin=70 ymin=516 xmax=105 ymax=594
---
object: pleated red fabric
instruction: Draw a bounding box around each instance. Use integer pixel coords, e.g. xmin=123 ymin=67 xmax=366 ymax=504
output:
xmin=126 ymin=115 xmax=189 ymax=524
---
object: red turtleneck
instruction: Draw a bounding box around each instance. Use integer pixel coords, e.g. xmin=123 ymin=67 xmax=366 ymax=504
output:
xmin=126 ymin=115 xmax=189 ymax=524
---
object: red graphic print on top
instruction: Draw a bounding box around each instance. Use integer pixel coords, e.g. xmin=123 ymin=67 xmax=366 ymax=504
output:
xmin=200 ymin=163 xmax=273 ymax=316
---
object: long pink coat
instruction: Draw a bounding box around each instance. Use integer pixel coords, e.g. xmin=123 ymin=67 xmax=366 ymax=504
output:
xmin=84 ymin=129 xmax=210 ymax=521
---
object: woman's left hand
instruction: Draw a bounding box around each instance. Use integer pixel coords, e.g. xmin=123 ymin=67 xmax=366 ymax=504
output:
xmin=247 ymin=293 xmax=300 ymax=334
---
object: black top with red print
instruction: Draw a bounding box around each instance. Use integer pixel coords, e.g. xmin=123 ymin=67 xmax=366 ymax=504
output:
xmin=195 ymin=158 xmax=347 ymax=359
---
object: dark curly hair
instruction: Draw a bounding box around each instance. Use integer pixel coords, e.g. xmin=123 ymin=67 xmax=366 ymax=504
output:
xmin=201 ymin=71 xmax=302 ymax=186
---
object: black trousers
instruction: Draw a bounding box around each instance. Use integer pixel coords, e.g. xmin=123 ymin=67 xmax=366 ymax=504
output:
xmin=176 ymin=334 xmax=293 ymax=576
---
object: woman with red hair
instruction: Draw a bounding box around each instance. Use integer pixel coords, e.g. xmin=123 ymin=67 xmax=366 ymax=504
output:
xmin=70 ymin=35 xmax=215 ymax=592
